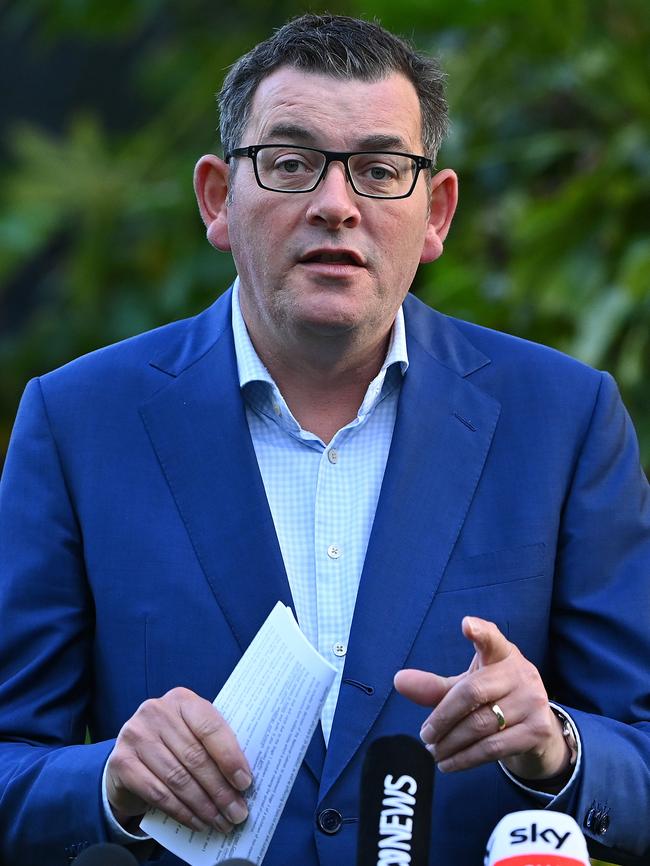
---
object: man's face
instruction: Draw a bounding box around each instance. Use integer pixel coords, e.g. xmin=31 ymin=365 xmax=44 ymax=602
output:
xmin=198 ymin=66 xmax=456 ymax=357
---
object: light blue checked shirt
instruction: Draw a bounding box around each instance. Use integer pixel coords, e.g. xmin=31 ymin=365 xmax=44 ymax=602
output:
xmin=231 ymin=278 xmax=408 ymax=742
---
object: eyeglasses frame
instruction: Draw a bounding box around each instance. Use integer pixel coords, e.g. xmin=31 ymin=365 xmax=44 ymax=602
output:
xmin=225 ymin=144 xmax=433 ymax=200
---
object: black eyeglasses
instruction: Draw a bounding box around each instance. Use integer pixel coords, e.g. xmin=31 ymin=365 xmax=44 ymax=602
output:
xmin=225 ymin=144 xmax=432 ymax=199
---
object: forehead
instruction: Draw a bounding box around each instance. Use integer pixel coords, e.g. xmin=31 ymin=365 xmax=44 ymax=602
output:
xmin=244 ymin=66 xmax=423 ymax=152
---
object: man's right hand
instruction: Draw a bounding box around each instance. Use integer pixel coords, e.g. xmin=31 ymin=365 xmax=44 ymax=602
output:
xmin=105 ymin=687 xmax=252 ymax=834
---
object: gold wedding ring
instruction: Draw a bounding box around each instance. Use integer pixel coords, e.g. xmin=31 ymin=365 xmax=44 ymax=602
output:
xmin=491 ymin=703 xmax=507 ymax=731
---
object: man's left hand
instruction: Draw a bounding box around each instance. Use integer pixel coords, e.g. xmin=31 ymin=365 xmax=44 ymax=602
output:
xmin=394 ymin=616 xmax=570 ymax=782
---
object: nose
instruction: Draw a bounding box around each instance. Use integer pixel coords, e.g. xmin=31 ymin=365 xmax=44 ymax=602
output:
xmin=305 ymin=160 xmax=361 ymax=229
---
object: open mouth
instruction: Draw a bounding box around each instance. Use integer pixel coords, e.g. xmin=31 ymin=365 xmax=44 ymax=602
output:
xmin=299 ymin=250 xmax=364 ymax=266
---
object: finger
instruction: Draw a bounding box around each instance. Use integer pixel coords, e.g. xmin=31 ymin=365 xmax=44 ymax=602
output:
xmin=107 ymin=745 xmax=231 ymax=834
xmin=427 ymin=700 xmax=523 ymax=764
xmin=462 ymin=616 xmax=512 ymax=667
xmin=434 ymin=727 xmax=526 ymax=773
xmin=420 ymin=663 xmax=515 ymax=743
xmin=180 ymin=696 xmax=252 ymax=792
xmin=393 ymin=669 xmax=465 ymax=707
xmin=141 ymin=737 xmax=238 ymax=832
xmin=433 ymin=700 xmax=557 ymax=774
xmin=158 ymin=718 xmax=249 ymax=827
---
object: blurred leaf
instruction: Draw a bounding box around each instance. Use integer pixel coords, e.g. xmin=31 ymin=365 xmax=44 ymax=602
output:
xmin=570 ymin=288 xmax=632 ymax=366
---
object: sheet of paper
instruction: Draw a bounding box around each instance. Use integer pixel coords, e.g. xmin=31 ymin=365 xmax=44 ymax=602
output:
xmin=140 ymin=601 xmax=336 ymax=865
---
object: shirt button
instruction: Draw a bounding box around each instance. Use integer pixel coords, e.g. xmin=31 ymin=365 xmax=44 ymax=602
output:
xmin=272 ymin=402 xmax=281 ymax=416
xmin=332 ymin=642 xmax=347 ymax=657
xmin=328 ymin=449 xmax=339 ymax=464
xmin=327 ymin=545 xmax=341 ymax=559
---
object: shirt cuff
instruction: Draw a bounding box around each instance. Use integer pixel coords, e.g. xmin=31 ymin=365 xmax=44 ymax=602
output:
xmin=499 ymin=703 xmax=582 ymax=802
xmin=101 ymin=757 xmax=151 ymax=842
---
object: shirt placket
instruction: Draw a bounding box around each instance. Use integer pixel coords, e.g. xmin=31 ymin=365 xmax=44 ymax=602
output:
xmin=314 ymin=428 xmax=355 ymax=741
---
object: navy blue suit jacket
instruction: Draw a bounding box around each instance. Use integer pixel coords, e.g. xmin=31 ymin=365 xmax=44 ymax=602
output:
xmin=1 ymin=289 xmax=649 ymax=865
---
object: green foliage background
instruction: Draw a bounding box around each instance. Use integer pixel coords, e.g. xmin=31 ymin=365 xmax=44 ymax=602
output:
xmin=1 ymin=0 xmax=649 ymax=476
xmin=0 ymin=5 xmax=645 ymax=861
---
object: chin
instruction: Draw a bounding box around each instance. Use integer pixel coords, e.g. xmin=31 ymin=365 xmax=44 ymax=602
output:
xmin=299 ymin=316 xmax=359 ymax=338
xmin=290 ymin=299 xmax=361 ymax=332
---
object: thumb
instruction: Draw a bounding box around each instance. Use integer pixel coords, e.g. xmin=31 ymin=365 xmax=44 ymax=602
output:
xmin=462 ymin=616 xmax=511 ymax=668
xmin=394 ymin=668 xmax=464 ymax=708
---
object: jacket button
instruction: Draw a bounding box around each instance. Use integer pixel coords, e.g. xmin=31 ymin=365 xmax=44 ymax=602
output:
xmin=317 ymin=808 xmax=343 ymax=834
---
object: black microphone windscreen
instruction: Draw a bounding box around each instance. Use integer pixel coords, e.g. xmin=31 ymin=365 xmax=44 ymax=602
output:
xmin=356 ymin=734 xmax=434 ymax=866
xmin=73 ymin=843 xmax=139 ymax=865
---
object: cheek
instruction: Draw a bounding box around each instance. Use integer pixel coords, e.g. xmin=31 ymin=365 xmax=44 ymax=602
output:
xmin=382 ymin=201 xmax=428 ymax=242
xmin=231 ymin=196 xmax=289 ymax=250
xmin=377 ymin=215 xmax=427 ymax=268
xmin=226 ymin=202 xmax=263 ymax=262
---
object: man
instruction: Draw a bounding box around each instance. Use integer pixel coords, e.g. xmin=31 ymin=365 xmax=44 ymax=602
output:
xmin=0 ymin=13 xmax=648 ymax=866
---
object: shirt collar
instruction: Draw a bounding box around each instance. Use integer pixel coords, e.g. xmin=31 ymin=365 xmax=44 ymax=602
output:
xmin=231 ymin=277 xmax=276 ymax=390
xmin=231 ymin=276 xmax=409 ymax=390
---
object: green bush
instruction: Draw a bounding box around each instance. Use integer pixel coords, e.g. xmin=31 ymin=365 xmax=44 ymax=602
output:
xmin=1 ymin=0 xmax=649 ymax=470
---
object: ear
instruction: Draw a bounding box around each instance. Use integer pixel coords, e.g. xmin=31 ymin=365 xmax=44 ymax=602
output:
xmin=419 ymin=168 xmax=458 ymax=264
xmin=193 ymin=154 xmax=231 ymax=251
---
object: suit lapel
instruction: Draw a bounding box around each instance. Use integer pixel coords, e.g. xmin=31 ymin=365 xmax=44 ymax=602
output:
xmin=320 ymin=296 xmax=501 ymax=797
xmin=139 ymin=291 xmax=326 ymax=780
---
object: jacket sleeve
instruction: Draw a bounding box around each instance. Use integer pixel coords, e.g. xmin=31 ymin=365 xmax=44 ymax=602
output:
xmin=0 ymin=378 xmax=115 ymax=864
xmin=546 ymin=371 xmax=650 ymax=865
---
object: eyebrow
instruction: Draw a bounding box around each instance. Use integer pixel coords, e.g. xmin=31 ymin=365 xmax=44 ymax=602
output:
xmin=262 ymin=125 xmax=412 ymax=153
xmin=356 ymin=133 xmax=411 ymax=152
xmin=264 ymin=124 xmax=319 ymax=145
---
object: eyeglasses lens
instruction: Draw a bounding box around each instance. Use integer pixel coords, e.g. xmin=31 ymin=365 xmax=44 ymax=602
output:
xmin=255 ymin=147 xmax=417 ymax=197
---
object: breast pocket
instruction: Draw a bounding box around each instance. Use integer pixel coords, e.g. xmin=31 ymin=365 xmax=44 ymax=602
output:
xmin=437 ymin=542 xmax=549 ymax=594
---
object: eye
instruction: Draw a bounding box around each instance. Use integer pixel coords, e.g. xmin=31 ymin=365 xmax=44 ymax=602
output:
xmin=354 ymin=158 xmax=400 ymax=182
xmin=368 ymin=164 xmax=396 ymax=181
xmin=270 ymin=151 xmax=321 ymax=176
xmin=275 ymin=156 xmax=310 ymax=174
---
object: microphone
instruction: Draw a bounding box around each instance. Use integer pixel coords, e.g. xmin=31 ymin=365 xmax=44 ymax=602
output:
xmin=356 ymin=734 xmax=434 ymax=866
xmin=484 ymin=809 xmax=590 ymax=866
xmin=73 ymin=843 xmax=139 ymax=864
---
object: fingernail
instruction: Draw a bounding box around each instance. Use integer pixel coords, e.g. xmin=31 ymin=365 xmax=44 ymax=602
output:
xmin=234 ymin=769 xmax=252 ymax=791
xmin=420 ymin=723 xmax=434 ymax=744
xmin=191 ymin=816 xmax=209 ymax=832
xmin=225 ymin=801 xmax=248 ymax=824
xmin=212 ymin=814 xmax=233 ymax=834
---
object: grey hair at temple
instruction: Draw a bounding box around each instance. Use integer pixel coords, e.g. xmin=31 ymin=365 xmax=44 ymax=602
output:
xmin=218 ymin=14 xmax=449 ymax=164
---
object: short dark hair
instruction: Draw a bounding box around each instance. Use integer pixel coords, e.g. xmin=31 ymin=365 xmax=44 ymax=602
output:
xmin=218 ymin=14 xmax=448 ymax=163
